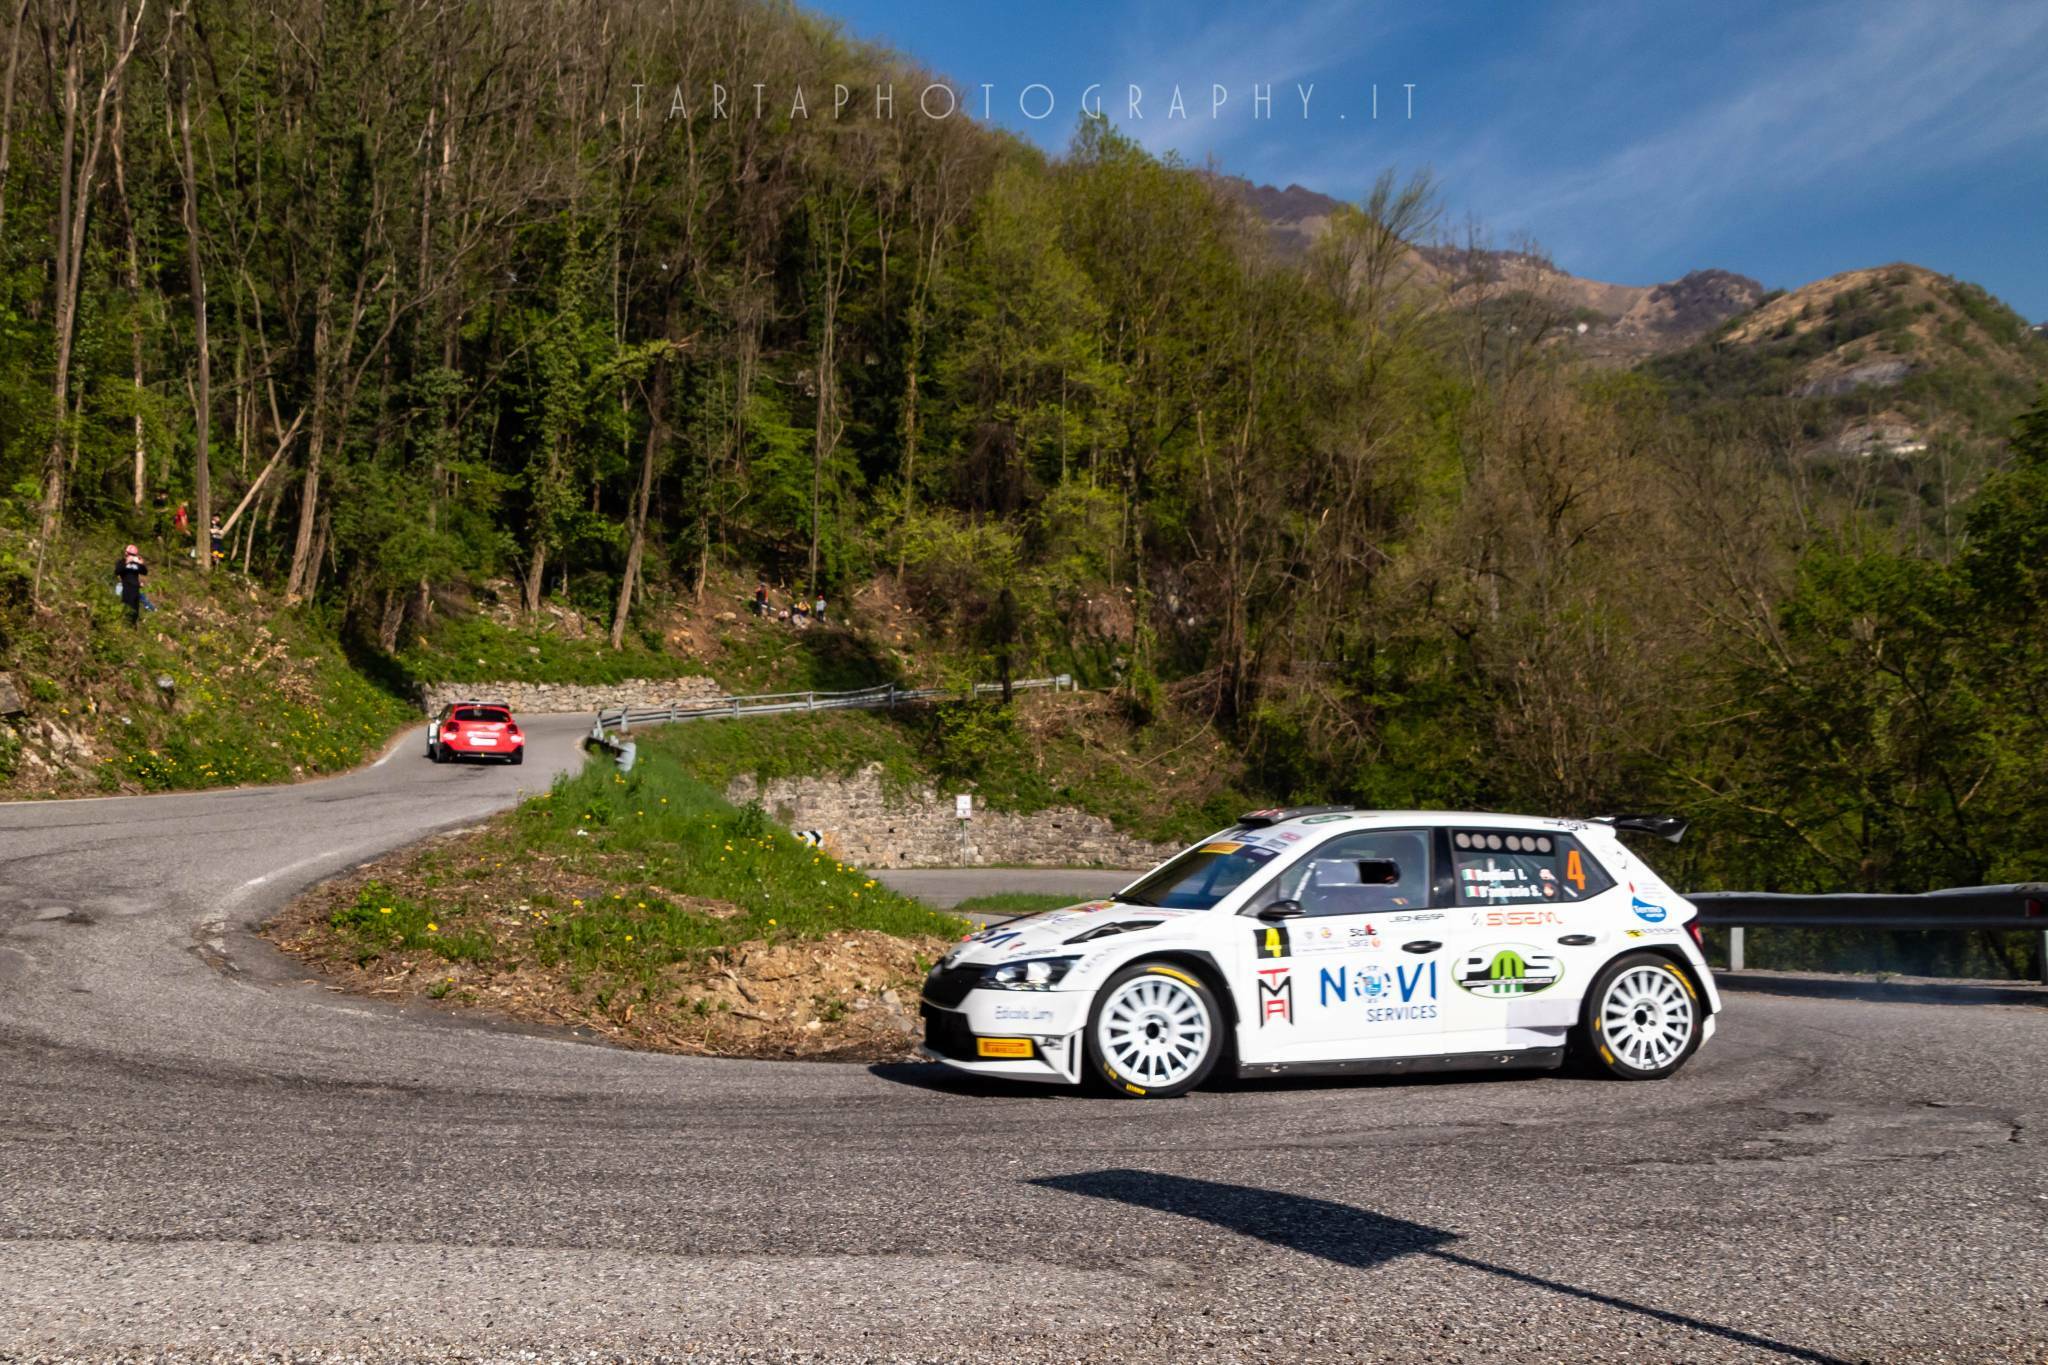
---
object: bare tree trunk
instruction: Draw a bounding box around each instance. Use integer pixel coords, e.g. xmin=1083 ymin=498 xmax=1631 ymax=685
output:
xmin=377 ymin=588 xmax=404 ymax=651
xmin=285 ymin=295 xmax=332 ymax=597
xmin=178 ymin=66 xmax=211 ymax=573
xmin=610 ymin=344 xmax=673 ymax=650
xmin=111 ymin=86 xmax=145 ymax=506
xmin=0 ymin=0 xmax=29 ymax=244
xmin=31 ymin=0 xmax=147 ymax=605
xmin=522 ymin=544 xmax=547 ymax=615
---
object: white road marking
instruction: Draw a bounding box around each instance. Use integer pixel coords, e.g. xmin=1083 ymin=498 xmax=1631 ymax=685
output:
xmin=241 ymin=849 xmax=341 ymax=890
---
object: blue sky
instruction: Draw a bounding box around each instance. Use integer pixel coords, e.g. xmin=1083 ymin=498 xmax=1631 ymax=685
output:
xmin=814 ymin=0 xmax=2048 ymax=319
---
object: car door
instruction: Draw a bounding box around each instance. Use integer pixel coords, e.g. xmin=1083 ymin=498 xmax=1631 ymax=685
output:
xmin=1436 ymin=826 xmax=1620 ymax=1053
xmin=1232 ymin=828 xmax=1448 ymax=1065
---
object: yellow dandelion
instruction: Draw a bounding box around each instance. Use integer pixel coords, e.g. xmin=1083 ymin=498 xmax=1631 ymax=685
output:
xmin=379 ymin=906 xmax=393 ymax=915
xmin=427 ymin=922 xmax=439 ymax=932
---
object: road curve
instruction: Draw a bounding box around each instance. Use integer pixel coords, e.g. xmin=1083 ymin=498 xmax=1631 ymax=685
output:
xmin=2 ymin=723 xmax=2046 ymax=1361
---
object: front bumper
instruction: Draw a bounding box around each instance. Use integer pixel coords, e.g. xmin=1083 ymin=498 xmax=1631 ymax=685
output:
xmin=917 ymin=986 xmax=1092 ymax=1085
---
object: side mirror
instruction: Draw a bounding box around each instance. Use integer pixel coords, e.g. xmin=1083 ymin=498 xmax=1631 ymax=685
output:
xmin=1256 ymin=900 xmax=1305 ymax=922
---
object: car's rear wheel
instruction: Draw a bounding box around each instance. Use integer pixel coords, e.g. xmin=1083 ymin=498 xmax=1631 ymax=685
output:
xmin=1085 ymin=961 xmax=1222 ymax=1098
xmin=429 ymin=742 xmax=445 ymax=763
xmin=1581 ymin=952 xmax=1702 ymax=1080
xmin=509 ymin=748 xmax=523 ymax=765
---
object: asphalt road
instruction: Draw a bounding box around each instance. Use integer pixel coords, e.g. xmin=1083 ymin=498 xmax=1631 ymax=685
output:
xmin=2 ymin=722 xmax=2045 ymax=1362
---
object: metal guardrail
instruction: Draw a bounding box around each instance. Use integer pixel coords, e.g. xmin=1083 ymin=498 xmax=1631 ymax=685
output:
xmin=591 ymin=674 xmax=1072 ymax=736
xmin=1690 ymin=884 xmax=2048 ymax=983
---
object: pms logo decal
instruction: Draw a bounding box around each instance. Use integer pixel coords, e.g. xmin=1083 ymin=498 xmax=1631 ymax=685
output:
xmin=1316 ymin=962 xmax=1439 ymax=1023
xmin=1255 ymin=967 xmax=1294 ymax=1025
xmin=1455 ymin=944 xmax=1563 ymax=997
xmin=976 ymin=930 xmax=1023 ymax=950
xmin=1629 ymin=884 xmax=1669 ymax=923
xmin=1255 ymin=925 xmax=1291 ymax=959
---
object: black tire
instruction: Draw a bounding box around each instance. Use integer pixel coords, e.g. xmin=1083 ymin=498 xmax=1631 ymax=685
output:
xmin=509 ymin=749 xmax=523 ymax=765
xmin=429 ymin=743 xmax=445 ymax=763
xmin=1083 ymin=960 xmax=1224 ymax=1099
xmin=1579 ymin=951 xmax=1704 ymax=1081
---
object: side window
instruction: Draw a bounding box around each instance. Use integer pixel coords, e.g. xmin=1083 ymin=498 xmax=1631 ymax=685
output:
xmin=1275 ymin=830 xmax=1431 ymax=917
xmin=1450 ymin=830 xmax=1615 ymax=906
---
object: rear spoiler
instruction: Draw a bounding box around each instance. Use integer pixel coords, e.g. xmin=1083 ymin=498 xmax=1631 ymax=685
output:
xmin=1590 ymin=814 xmax=1689 ymax=844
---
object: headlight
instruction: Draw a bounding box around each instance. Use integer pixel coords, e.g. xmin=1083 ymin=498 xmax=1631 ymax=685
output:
xmin=981 ymin=956 xmax=1079 ymax=990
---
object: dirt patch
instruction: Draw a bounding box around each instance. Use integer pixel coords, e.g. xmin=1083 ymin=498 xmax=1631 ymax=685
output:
xmin=264 ymin=827 xmax=951 ymax=1063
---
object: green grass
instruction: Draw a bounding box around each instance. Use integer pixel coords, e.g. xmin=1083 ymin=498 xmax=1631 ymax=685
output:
xmin=952 ymin=891 xmax=1103 ymax=915
xmin=0 ymin=530 xmax=416 ymax=792
xmin=325 ymin=733 xmax=966 ymax=996
xmin=399 ymin=614 xmax=710 ymax=686
xmin=648 ymin=702 xmax=1252 ymax=845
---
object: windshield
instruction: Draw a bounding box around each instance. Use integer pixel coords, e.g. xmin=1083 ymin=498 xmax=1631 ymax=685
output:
xmin=1120 ymin=836 xmax=1281 ymax=911
xmin=452 ymin=707 xmax=510 ymax=722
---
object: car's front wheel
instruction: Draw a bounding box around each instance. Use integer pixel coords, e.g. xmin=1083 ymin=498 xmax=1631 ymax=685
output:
xmin=1582 ymin=952 xmax=1703 ymax=1080
xmin=1085 ymin=961 xmax=1223 ymax=1098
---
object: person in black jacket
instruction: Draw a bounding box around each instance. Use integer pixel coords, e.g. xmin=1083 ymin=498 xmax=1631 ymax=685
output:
xmin=115 ymin=545 xmax=148 ymax=626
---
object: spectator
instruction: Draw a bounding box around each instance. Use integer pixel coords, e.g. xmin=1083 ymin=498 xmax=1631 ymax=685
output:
xmin=753 ymin=582 xmax=769 ymax=616
xmin=813 ymin=592 xmax=826 ymax=623
xmin=174 ymin=500 xmax=189 ymax=536
xmin=209 ymin=516 xmax=225 ymax=563
xmin=115 ymin=545 xmax=149 ymax=626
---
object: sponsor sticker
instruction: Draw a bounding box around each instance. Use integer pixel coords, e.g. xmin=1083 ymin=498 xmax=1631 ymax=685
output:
xmin=1315 ymin=961 xmax=1440 ymax=1023
xmin=1455 ymin=945 xmax=1563 ymax=998
xmin=1199 ymin=841 xmax=1245 ymax=855
xmin=1255 ymin=925 xmax=1291 ymax=959
xmin=1630 ymin=886 xmax=1669 ymax=923
xmin=993 ymin=1004 xmax=1055 ymax=1024
xmin=1256 ymin=966 xmax=1294 ymax=1025
xmin=976 ymin=1037 xmax=1033 ymax=1059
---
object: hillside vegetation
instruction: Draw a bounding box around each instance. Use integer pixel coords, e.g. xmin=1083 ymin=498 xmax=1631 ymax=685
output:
xmin=1 ymin=0 xmax=2045 ymax=960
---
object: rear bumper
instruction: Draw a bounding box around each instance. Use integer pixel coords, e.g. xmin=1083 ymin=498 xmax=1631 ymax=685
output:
xmin=444 ymin=739 xmax=522 ymax=756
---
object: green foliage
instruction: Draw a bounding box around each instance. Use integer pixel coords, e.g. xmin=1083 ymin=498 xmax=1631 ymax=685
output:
xmin=399 ymin=614 xmax=707 ymax=686
xmin=324 ymin=740 xmax=965 ymax=988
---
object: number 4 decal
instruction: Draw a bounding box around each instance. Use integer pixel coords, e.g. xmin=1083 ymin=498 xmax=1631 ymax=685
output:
xmin=1565 ymin=849 xmax=1587 ymax=890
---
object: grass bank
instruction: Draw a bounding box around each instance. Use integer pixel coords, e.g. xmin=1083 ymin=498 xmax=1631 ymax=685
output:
xmin=267 ymin=728 xmax=968 ymax=1059
xmin=0 ymin=531 xmax=415 ymax=794
xmin=647 ymin=693 xmax=1253 ymax=846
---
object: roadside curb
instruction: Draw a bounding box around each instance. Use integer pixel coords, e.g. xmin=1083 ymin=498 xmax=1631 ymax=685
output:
xmin=1717 ymin=968 xmax=2048 ymax=1008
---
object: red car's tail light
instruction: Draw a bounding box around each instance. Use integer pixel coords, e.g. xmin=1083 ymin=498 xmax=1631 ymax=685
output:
xmin=442 ymin=722 xmax=461 ymax=738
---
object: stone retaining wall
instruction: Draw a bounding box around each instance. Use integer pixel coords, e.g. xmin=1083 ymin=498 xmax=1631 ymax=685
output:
xmin=419 ymin=675 xmax=723 ymax=716
xmin=725 ymin=762 xmax=1179 ymax=869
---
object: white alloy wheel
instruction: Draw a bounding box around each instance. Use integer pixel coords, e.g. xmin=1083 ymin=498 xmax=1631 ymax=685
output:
xmin=1595 ymin=960 xmax=1698 ymax=1077
xmin=1086 ymin=964 xmax=1221 ymax=1098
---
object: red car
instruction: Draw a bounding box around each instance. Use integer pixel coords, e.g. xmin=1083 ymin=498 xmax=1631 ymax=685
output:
xmin=428 ymin=701 xmax=524 ymax=764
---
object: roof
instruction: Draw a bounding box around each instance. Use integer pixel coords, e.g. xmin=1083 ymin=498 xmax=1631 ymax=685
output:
xmin=1237 ymin=808 xmax=1620 ymax=837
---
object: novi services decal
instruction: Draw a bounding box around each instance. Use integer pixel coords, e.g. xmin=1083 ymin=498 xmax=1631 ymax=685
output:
xmin=1316 ymin=962 xmax=1438 ymax=1023
xmin=1454 ymin=944 xmax=1563 ymax=997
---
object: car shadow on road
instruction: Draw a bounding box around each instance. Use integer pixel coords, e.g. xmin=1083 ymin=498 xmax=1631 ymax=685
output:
xmin=1030 ymin=1170 xmax=1847 ymax=1364
xmin=866 ymin=1061 xmax=1073 ymax=1100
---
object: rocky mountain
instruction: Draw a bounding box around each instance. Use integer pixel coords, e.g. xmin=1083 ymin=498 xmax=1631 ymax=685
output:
xmin=1644 ymin=262 xmax=2048 ymax=449
xmin=1214 ymin=174 xmax=1762 ymax=359
xmin=1218 ymin=174 xmax=2045 ymax=448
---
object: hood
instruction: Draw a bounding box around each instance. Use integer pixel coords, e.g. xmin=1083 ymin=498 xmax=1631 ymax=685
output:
xmin=946 ymin=899 xmax=1190 ymax=966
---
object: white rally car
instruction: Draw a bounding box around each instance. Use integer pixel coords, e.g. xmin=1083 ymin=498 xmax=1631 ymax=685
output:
xmin=919 ymin=807 xmax=1719 ymax=1097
